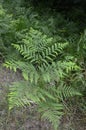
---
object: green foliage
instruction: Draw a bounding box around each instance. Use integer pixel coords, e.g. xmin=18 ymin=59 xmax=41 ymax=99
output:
xmin=0 ymin=5 xmax=12 ymax=55
xmin=4 ymin=28 xmax=82 ymax=129
xmin=1 ymin=0 xmax=86 ymax=129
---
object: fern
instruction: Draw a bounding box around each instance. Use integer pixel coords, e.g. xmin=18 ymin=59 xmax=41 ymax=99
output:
xmin=11 ymin=28 xmax=68 ymax=69
xmin=38 ymin=100 xmax=63 ymax=130
xmin=4 ymin=28 xmax=82 ymax=130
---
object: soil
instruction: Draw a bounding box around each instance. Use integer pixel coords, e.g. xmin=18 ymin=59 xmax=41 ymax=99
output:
xmin=0 ymin=63 xmax=86 ymax=130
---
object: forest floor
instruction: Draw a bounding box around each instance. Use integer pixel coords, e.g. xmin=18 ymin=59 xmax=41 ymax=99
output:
xmin=0 ymin=63 xmax=86 ymax=130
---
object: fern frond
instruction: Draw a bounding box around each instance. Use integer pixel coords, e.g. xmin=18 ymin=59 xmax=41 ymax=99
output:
xmin=38 ymin=100 xmax=63 ymax=130
xmin=8 ymin=80 xmax=64 ymax=130
xmin=11 ymin=28 xmax=68 ymax=69
xmin=8 ymin=81 xmax=57 ymax=109
xmin=8 ymin=81 xmax=43 ymax=109
xmin=56 ymin=84 xmax=82 ymax=100
xmin=4 ymin=59 xmax=39 ymax=82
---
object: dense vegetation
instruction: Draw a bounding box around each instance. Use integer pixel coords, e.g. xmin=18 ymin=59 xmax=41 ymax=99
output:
xmin=0 ymin=0 xmax=86 ymax=129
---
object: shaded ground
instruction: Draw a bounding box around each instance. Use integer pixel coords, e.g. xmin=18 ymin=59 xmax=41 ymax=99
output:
xmin=0 ymin=64 xmax=86 ymax=130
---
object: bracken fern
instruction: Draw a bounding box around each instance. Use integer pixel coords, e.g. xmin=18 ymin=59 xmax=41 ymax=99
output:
xmin=4 ymin=28 xmax=81 ymax=130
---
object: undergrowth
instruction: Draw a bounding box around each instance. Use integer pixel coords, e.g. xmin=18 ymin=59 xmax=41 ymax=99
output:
xmin=0 ymin=1 xmax=86 ymax=129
